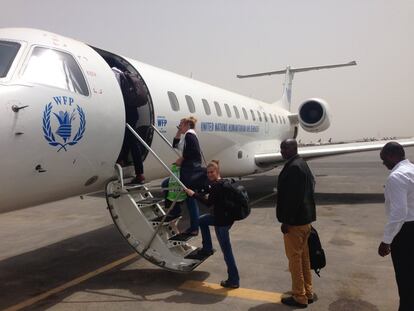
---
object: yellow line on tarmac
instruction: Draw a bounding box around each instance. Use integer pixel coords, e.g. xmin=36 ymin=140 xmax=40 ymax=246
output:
xmin=179 ymin=280 xmax=283 ymax=303
xmin=2 ymin=253 xmax=139 ymax=311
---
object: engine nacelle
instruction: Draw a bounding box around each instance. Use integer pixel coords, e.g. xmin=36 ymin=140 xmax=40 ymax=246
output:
xmin=298 ymin=98 xmax=331 ymax=133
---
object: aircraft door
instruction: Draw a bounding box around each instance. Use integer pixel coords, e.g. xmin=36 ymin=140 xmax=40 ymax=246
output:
xmin=91 ymin=47 xmax=155 ymax=167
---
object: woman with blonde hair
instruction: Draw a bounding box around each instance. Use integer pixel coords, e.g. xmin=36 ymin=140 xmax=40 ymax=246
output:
xmin=185 ymin=160 xmax=240 ymax=288
xmin=173 ymin=116 xmax=205 ymax=235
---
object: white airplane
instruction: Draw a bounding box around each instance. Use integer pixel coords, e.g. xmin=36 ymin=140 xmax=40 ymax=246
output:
xmin=1 ymin=28 xmax=413 ymax=271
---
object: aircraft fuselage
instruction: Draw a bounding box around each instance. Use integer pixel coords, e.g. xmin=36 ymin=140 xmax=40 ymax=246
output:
xmin=0 ymin=28 xmax=294 ymax=212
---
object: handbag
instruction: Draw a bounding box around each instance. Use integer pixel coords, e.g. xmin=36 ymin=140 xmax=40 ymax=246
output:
xmin=180 ymin=163 xmax=207 ymax=191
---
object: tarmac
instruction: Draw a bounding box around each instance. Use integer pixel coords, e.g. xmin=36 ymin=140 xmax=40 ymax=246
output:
xmin=2 ymin=148 xmax=412 ymax=311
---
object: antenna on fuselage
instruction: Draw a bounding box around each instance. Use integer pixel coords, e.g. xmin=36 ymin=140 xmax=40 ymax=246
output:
xmin=237 ymin=61 xmax=357 ymax=111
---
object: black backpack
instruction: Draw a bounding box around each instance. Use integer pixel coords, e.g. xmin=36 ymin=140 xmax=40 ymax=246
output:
xmin=222 ymin=179 xmax=250 ymax=221
xmin=308 ymin=226 xmax=326 ymax=277
xmin=121 ymin=71 xmax=147 ymax=108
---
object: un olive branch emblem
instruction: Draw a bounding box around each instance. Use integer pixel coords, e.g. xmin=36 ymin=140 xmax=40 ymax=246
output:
xmin=42 ymin=102 xmax=86 ymax=152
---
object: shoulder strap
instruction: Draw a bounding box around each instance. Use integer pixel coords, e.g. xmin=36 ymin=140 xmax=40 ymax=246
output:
xmin=200 ymin=149 xmax=207 ymax=166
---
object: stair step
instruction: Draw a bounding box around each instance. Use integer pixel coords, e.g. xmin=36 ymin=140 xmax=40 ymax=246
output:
xmin=150 ymin=215 xmax=181 ymax=223
xmin=168 ymin=232 xmax=196 ymax=242
xmin=124 ymin=183 xmax=148 ymax=191
xmin=185 ymin=248 xmax=215 ymax=260
xmin=107 ymin=127 xmax=209 ymax=272
xmin=136 ymin=197 xmax=164 ymax=206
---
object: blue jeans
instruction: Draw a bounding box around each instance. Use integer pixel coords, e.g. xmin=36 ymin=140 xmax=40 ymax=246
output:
xmin=199 ymin=214 xmax=239 ymax=285
xmin=186 ymin=197 xmax=199 ymax=232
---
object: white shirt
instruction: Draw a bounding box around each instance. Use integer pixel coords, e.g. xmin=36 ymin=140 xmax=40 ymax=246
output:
xmin=176 ymin=129 xmax=197 ymax=152
xmin=383 ymin=159 xmax=414 ymax=244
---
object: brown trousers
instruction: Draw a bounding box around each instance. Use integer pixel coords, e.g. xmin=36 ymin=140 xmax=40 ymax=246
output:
xmin=283 ymin=224 xmax=313 ymax=305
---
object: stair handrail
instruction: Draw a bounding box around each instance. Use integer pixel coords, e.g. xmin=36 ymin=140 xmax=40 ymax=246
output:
xmin=127 ymin=124 xmax=191 ymax=254
xmin=126 ymin=124 xmax=186 ymax=190
xmin=151 ymin=124 xmax=181 ymax=157
xmin=114 ymin=163 xmax=124 ymax=188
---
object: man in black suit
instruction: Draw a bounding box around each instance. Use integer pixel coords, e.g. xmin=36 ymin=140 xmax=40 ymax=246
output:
xmin=277 ymin=139 xmax=316 ymax=309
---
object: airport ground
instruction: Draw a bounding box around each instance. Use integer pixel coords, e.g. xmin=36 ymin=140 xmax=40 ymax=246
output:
xmin=2 ymin=148 xmax=412 ymax=311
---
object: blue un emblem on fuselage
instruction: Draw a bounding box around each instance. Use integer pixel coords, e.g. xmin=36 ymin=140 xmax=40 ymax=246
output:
xmin=42 ymin=96 xmax=86 ymax=152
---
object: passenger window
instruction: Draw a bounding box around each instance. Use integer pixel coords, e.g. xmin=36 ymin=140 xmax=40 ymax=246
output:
xmin=278 ymin=116 xmax=283 ymax=124
xmin=263 ymin=112 xmax=268 ymax=122
xmin=275 ymin=114 xmax=279 ymax=124
xmin=233 ymin=105 xmax=240 ymax=119
xmin=270 ymin=114 xmax=274 ymax=123
xmin=0 ymin=41 xmax=20 ymax=78
xmin=168 ymin=91 xmax=180 ymax=111
xmin=185 ymin=95 xmax=195 ymax=113
xmin=250 ymin=109 xmax=256 ymax=121
xmin=242 ymin=107 xmax=248 ymax=120
xmin=224 ymin=104 xmax=232 ymax=118
xmin=202 ymin=99 xmax=211 ymax=115
xmin=22 ymin=47 xmax=89 ymax=96
xmin=214 ymin=101 xmax=222 ymax=116
xmin=257 ymin=111 xmax=262 ymax=122
xmin=283 ymin=117 xmax=286 ymax=124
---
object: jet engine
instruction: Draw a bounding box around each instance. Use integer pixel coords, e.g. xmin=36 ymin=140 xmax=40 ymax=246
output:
xmin=298 ymin=98 xmax=331 ymax=133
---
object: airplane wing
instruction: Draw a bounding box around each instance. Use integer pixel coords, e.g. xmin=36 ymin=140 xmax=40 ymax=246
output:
xmin=254 ymin=138 xmax=414 ymax=167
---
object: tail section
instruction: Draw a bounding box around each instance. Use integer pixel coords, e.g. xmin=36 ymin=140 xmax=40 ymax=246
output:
xmin=237 ymin=61 xmax=357 ymax=111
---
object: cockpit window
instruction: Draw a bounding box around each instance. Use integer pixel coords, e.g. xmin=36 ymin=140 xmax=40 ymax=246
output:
xmin=0 ymin=41 xmax=20 ymax=78
xmin=22 ymin=47 xmax=89 ymax=96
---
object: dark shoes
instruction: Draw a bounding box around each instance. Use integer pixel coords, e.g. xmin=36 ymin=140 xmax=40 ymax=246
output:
xmin=307 ymin=292 xmax=316 ymax=304
xmin=308 ymin=296 xmax=314 ymax=304
xmin=281 ymin=296 xmax=307 ymax=308
xmin=220 ymin=280 xmax=239 ymax=289
xmin=130 ymin=174 xmax=145 ymax=184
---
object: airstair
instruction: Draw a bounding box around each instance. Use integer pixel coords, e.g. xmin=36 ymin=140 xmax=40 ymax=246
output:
xmin=105 ymin=124 xmax=209 ymax=272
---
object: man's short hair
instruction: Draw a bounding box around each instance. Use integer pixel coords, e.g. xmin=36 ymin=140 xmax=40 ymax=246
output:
xmin=382 ymin=142 xmax=405 ymax=158
xmin=281 ymin=139 xmax=298 ymax=149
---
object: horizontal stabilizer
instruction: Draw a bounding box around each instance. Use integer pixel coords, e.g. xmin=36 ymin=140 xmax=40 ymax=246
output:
xmin=236 ymin=61 xmax=357 ymax=79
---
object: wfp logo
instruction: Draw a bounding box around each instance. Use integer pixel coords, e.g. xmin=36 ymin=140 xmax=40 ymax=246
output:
xmin=157 ymin=117 xmax=167 ymax=127
xmin=42 ymin=96 xmax=86 ymax=152
xmin=157 ymin=116 xmax=167 ymax=133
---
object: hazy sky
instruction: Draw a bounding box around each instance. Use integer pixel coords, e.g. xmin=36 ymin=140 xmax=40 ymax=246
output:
xmin=1 ymin=0 xmax=413 ymax=141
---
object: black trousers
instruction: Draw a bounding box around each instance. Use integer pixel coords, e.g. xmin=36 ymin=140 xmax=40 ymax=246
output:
xmin=120 ymin=130 xmax=143 ymax=175
xmin=391 ymin=221 xmax=414 ymax=311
